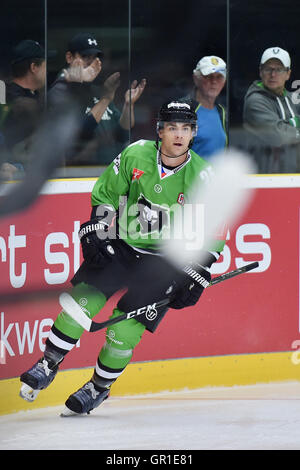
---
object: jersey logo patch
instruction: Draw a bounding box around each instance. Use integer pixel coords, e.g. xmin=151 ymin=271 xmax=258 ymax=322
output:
xmin=161 ymin=166 xmax=167 ymax=178
xmin=132 ymin=168 xmax=144 ymax=181
xmin=113 ymin=153 xmax=121 ymax=174
xmin=177 ymin=193 xmax=185 ymax=206
xmin=137 ymin=194 xmax=169 ymax=235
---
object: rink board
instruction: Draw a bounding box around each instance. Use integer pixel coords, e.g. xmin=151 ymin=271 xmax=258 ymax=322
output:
xmin=1 ymin=175 xmax=300 ymax=414
xmin=0 ymin=351 xmax=299 ymax=415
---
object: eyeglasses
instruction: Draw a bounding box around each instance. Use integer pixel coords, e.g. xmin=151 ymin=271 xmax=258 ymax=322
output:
xmin=261 ymin=66 xmax=289 ymax=75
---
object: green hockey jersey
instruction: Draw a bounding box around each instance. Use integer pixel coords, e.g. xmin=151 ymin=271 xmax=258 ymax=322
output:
xmin=91 ymin=139 xmax=226 ymax=254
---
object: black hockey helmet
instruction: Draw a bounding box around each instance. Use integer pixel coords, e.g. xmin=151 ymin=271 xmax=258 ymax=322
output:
xmin=157 ymin=100 xmax=197 ymax=131
xmin=155 ymin=100 xmax=198 ymax=152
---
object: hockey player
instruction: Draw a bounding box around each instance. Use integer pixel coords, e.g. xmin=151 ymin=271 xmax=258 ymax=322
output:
xmin=20 ymin=99 xmax=226 ymax=415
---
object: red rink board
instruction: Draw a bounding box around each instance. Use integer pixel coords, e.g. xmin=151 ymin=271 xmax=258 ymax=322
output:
xmin=1 ymin=181 xmax=300 ymax=379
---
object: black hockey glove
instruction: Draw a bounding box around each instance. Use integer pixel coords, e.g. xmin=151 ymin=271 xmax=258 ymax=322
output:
xmin=79 ymin=205 xmax=116 ymax=268
xmin=168 ymin=262 xmax=211 ymax=310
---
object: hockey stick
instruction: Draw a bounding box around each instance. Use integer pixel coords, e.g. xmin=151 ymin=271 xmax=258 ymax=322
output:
xmin=210 ymin=261 xmax=259 ymax=286
xmin=59 ymin=261 xmax=259 ymax=333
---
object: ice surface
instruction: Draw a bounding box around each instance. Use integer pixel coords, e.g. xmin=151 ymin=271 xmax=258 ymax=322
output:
xmin=0 ymin=382 xmax=300 ymax=450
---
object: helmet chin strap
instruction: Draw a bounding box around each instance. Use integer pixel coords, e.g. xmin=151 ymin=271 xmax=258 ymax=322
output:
xmin=159 ymin=147 xmax=190 ymax=159
xmin=154 ymin=140 xmax=193 ymax=159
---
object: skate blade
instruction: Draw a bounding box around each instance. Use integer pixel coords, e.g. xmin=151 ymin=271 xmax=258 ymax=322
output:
xmin=19 ymin=383 xmax=40 ymax=402
xmin=60 ymin=406 xmax=83 ymax=417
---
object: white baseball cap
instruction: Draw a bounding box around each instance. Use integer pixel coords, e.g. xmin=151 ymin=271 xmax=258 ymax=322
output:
xmin=260 ymin=47 xmax=291 ymax=68
xmin=193 ymin=56 xmax=226 ymax=77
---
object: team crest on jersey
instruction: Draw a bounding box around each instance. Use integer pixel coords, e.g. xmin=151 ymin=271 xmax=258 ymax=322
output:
xmin=132 ymin=168 xmax=144 ymax=181
xmin=137 ymin=194 xmax=169 ymax=235
xmin=177 ymin=193 xmax=185 ymax=206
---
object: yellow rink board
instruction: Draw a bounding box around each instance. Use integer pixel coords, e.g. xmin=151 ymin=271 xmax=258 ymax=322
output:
xmin=1 ymin=351 xmax=299 ymax=415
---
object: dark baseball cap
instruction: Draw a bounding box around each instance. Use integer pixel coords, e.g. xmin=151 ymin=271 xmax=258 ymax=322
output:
xmin=68 ymin=33 xmax=103 ymax=58
xmin=11 ymin=39 xmax=56 ymax=64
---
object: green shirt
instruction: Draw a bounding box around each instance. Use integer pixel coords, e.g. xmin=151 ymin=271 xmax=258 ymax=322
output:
xmin=91 ymin=139 xmax=226 ymax=253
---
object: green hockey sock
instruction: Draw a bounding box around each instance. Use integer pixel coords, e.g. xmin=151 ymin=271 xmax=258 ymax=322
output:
xmin=98 ymin=307 xmax=146 ymax=370
xmin=54 ymin=282 xmax=107 ymax=339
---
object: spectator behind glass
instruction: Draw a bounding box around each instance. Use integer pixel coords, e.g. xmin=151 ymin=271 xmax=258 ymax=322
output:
xmin=183 ymin=56 xmax=227 ymax=159
xmin=2 ymin=40 xmax=51 ymax=174
xmin=0 ymin=129 xmax=18 ymax=181
xmin=243 ymin=47 xmax=300 ymax=173
xmin=48 ymin=32 xmax=146 ymax=165
xmin=0 ymin=101 xmax=17 ymax=181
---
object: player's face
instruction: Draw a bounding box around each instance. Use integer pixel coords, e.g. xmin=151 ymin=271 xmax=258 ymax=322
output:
xmin=159 ymin=122 xmax=193 ymax=159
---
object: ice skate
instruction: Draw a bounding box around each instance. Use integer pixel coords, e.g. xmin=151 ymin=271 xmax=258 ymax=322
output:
xmin=19 ymin=383 xmax=41 ymax=402
xmin=19 ymin=348 xmax=63 ymax=402
xmin=61 ymin=381 xmax=110 ymax=416
xmin=20 ymin=358 xmax=59 ymax=402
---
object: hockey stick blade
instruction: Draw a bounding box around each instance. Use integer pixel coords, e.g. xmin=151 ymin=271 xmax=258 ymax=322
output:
xmin=59 ymin=261 xmax=259 ymax=333
xmin=59 ymin=292 xmax=170 ymax=333
xmin=59 ymin=292 xmax=93 ymax=331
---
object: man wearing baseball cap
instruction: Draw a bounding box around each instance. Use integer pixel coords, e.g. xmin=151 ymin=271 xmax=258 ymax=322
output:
xmin=1 ymin=39 xmax=56 ymax=176
xmin=183 ymin=55 xmax=227 ymax=159
xmin=48 ymin=32 xmax=146 ymax=165
xmin=67 ymin=32 xmax=104 ymax=59
xmin=10 ymin=39 xmax=56 ymax=65
xmin=243 ymin=46 xmax=300 ymax=173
